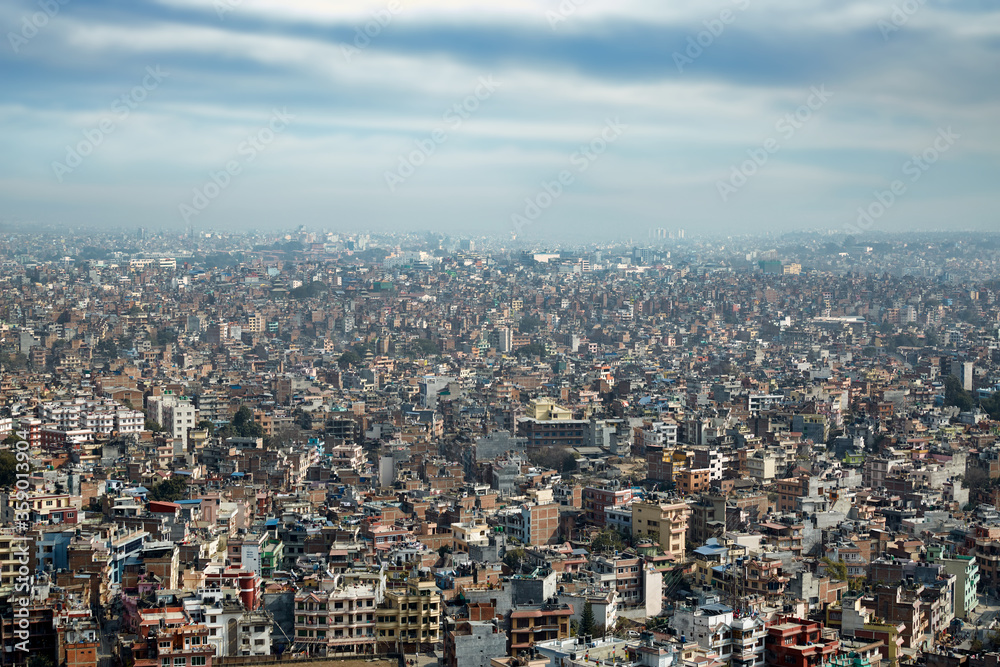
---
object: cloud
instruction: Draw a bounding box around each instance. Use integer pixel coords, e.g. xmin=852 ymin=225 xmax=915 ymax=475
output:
xmin=0 ymin=0 xmax=997 ymax=236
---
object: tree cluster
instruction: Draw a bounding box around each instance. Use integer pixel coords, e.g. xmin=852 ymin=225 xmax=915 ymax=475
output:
xmin=218 ymin=405 xmax=264 ymax=439
xmin=527 ymin=446 xmax=577 ymax=473
xmin=147 ymin=476 xmax=189 ymax=502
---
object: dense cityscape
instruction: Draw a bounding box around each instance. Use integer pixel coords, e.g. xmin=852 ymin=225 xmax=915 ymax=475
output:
xmin=1 ymin=228 xmax=1000 ymax=667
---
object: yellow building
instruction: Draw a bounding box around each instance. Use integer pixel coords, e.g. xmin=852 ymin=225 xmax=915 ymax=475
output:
xmin=376 ymin=578 xmax=441 ymax=652
xmin=631 ymin=500 xmax=689 ymax=558
xmin=452 ymin=521 xmax=490 ymax=554
xmin=525 ymin=398 xmax=572 ymax=421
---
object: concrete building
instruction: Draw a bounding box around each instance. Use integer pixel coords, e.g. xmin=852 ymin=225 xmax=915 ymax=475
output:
xmin=148 ymin=394 xmax=197 ymax=449
xmin=507 ymin=602 xmax=573 ymax=653
xmin=499 ymin=503 xmax=560 ymax=546
xmin=443 ymin=620 xmax=508 ymax=667
xmin=931 ymin=551 xmax=980 ymax=620
xmin=631 ymin=500 xmax=689 ymax=558
xmin=294 ymin=578 xmax=382 ymax=655
xmin=376 ymin=577 xmax=441 ymax=652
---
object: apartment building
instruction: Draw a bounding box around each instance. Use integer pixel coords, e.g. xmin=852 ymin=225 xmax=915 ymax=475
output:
xmin=499 ymin=503 xmax=560 ymax=546
xmin=507 ymin=602 xmax=573 ymax=653
xmin=294 ymin=581 xmax=381 ymax=655
xmin=631 ymin=500 xmax=689 ymax=558
xmin=376 ymin=577 xmax=441 ymax=652
xmin=582 ymin=486 xmax=633 ymax=527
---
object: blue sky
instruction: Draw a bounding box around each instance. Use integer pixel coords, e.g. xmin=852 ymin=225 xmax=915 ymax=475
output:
xmin=1 ymin=0 xmax=997 ymax=240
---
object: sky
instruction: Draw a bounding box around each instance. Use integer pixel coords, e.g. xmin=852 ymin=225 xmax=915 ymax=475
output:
xmin=0 ymin=0 xmax=998 ymax=241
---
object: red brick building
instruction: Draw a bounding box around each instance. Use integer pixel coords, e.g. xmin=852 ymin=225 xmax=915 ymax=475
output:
xmin=764 ymin=616 xmax=839 ymax=667
xmin=582 ymin=487 xmax=633 ymax=527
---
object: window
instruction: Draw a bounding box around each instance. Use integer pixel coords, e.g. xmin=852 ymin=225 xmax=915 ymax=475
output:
xmin=174 ymin=659 xmax=186 ymax=667
xmin=162 ymin=660 xmax=170 ymax=667
xmin=192 ymin=659 xmax=206 ymax=667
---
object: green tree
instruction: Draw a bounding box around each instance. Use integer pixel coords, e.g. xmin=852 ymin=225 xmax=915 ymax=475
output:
xmin=821 ymin=557 xmax=848 ymax=582
xmin=515 ymin=342 xmax=547 ymax=358
xmin=518 ymin=315 xmax=542 ymax=333
xmin=224 ymin=406 xmax=264 ymax=439
xmin=197 ymin=420 xmax=215 ymax=435
xmin=151 ymin=328 xmax=178 ymax=346
xmin=147 ymin=476 xmax=189 ymax=502
xmin=944 ymin=374 xmax=974 ymax=412
xmin=0 ymin=450 xmax=23 ymax=486
xmin=145 ymin=418 xmax=163 ymax=433
xmin=294 ymin=410 xmax=313 ymax=431
xmin=591 ymin=529 xmax=627 ymax=555
xmin=579 ymin=600 xmax=596 ymax=638
xmin=503 ymin=547 xmax=528 ymax=572
xmin=527 ymin=446 xmax=577 ymax=473
xmin=2 ymin=353 xmax=28 ymax=370
xmin=96 ymin=339 xmax=118 ymax=358
xmin=981 ymin=393 xmax=1000 ymax=421
xmin=408 ymin=338 xmax=438 ymax=357
xmin=338 ymin=350 xmax=361 ymax=369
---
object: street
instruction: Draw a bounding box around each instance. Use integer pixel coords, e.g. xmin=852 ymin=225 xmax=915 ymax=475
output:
xmin=98 ymin=616 xmax=119 ymax=667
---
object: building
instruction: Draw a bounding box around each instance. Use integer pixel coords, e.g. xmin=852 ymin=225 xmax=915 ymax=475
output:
xmin=148 ymin=394 xmax=197 ymax=448
xmin=670 ymin=598 xmax=736 ymax=658
xmin=499 ymin=503 xmax=559 ymax=546
xmin=294 ymin=580 xmax=381 ymax=656
xmin=376 ymin=577 xmax=441 ymax=652
xmin=507 ymin=602 xmax=573 ymax=653
xmin=677 ymin=468 xmax=711 ymax=495
xmin=631 ymin=500 xmax=689 ymax=558
xmin=130 ymin=623 xmax=214 ymax=667
xmin=589 ymin=554 xmax=662 ymax=616
xmin=763 ymin=616 xmax=838 ymax=667
xmin=932 ymin=552 xmax=980 ymax=620
xmin=443 ymin=620 xmax=508 ymax=667
xmin=582 ymin=487 xmax=633 ymax=527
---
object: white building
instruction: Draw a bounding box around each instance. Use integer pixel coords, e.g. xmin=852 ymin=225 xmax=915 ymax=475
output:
xmin=638 ymin=421 xmax=678 ymax=450
xmin=147 ymin=394 xmax=197 ymax=448
xmin=184 ymin=589 xmax=274 ymax=657
xmin=37 ymin=398 xmax=143 ymax=436
xmin=669 ymin=597 xmax=765 ymax=667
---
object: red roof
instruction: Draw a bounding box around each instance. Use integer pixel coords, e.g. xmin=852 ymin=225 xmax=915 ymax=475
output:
xmin=148 ymin=501 xmax=181 ymax=512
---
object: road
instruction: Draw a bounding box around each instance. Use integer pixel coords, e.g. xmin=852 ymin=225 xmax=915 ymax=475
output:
xmin=98 ymin=615 xmax=119 ymax=667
